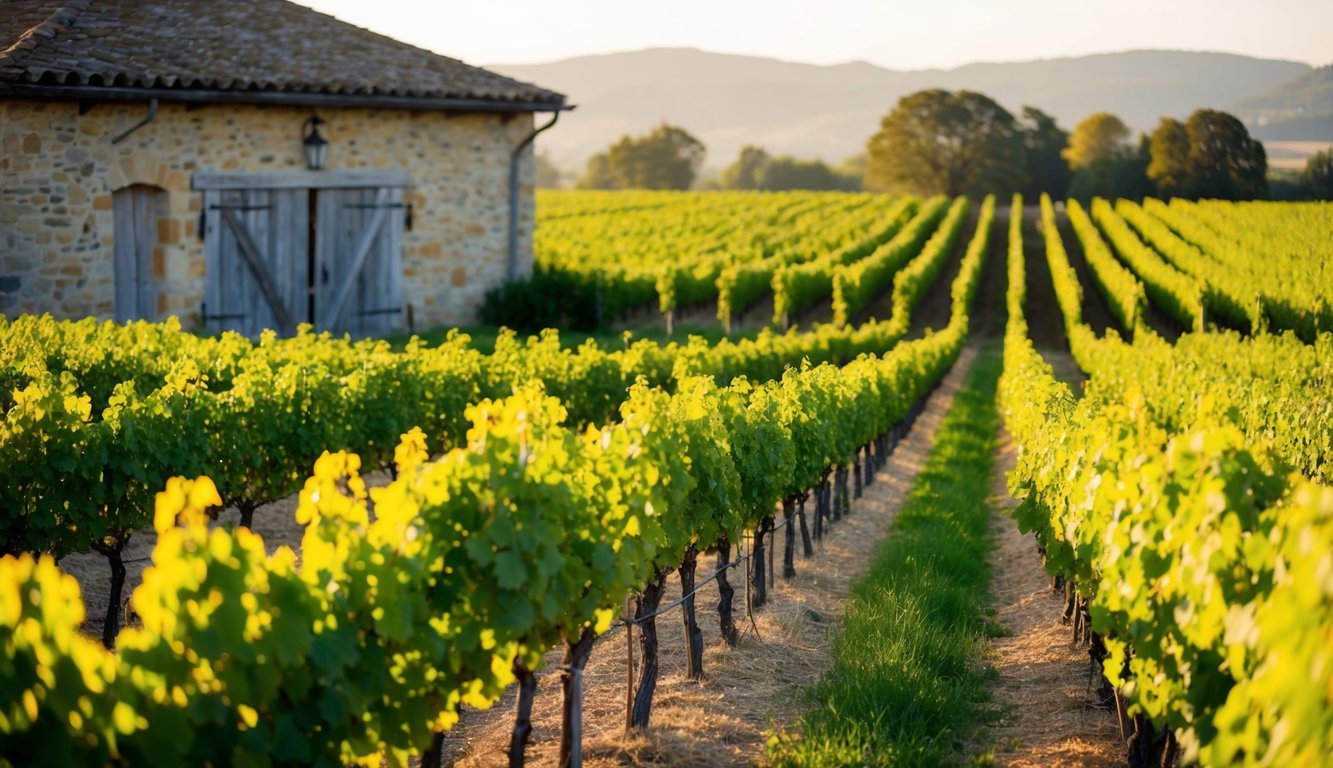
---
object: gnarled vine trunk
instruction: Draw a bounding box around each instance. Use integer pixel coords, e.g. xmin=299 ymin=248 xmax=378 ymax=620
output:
xmin=91 ymin=537 xmax=128 ymax=649
xmin=630 ymin=572 xmax=667 ymax=727
xmin=797 ymin=494 xmax=813 ymax=557
xmin=751 ymin=517 xmax=772 ymax=608
xmin=508 ymin=657 xmax=538 ymax=767
xmin=781 ymin=497 xmax=797 ymax=579
xmin=715 ymin=536 xmax=738 ymax=646
xmin=237 ymin=499 xmax=258 ymax=530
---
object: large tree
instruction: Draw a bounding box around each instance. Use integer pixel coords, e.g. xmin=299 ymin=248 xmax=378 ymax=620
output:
xmin=1183 ymin=109 xmax=1267 ymax=200
xmin=863 ymin=89 xmax=1026 ymax=196
xmin=1063 ymin=112 xmax=1130 ymax=171
xmin=719 ymin=145 xmax=770 ymax=190
xmin=1303 ymin=148 xmax=1333 ymax=200
xmin=578 ymin=123 xmax=706 ymax=190
xmin=1145 ymin=109 xmax=1267 ymax=200
xmin=1019 ymin=106 xmax=1071 ymax=198
xmin=1147 ymin=118 xmax=1194 ymax=198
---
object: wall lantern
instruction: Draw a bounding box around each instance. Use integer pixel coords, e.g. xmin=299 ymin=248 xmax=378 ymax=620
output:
xmin=303 ymin=115 xmax=329 ymax=170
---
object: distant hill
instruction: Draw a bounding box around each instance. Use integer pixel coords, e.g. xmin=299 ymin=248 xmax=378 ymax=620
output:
xmin=493 ymin=48 xmax=1310 ymax=172
xmin=1231 ymin=65 xmax=1333 ymax=141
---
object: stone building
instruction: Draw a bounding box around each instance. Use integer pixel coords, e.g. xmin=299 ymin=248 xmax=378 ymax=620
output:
xmin=1 ymin=0 xmax=568 ymax=335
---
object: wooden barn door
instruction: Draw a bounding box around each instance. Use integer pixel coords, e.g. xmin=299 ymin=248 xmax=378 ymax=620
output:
xmin=112 ymin=185 xmax=161 ymax=322
xmin=314 ymin=186 xmax=404 ymax=335
xmin=201 ymin=188 xmax=309 ymax=337
xmin=194 ymin=169 xmax=409 ymax=337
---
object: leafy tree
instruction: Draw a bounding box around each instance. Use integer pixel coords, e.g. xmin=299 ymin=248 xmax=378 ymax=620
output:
xmin=578 ymin=123 xmax=706 ymax=190
xmin=1019 ymin=106 xmax=1071 ymax=198
xmin=759 ymin=157 xmax=858 ymax=191
xmin=1069 ymin=134 xmax=1151 ymax=202
xmin=1147 ymin=118 xmax=1193 ymax=198
xmin=1183 ymin=109 xmax=1267 ymax=200
xmin=864 ymin=89 xmax=1026 ymax=196
xmin=1063 ymin=112 xmax=1130 ymax=171
xmin=535 ymin=151 xmax=563 ymax=189
xmin=720 ymin=146 xmax=860 ymax=191
xmin=577 ymin=153 xmax=615 ymax=190
xmin=1145 ymin=110 xmax=1267 ymax=200
xmin=719 ymin=145 xmax=771 ymax=189
xmin=1302 ymin=148 xmax=1333 ymax=200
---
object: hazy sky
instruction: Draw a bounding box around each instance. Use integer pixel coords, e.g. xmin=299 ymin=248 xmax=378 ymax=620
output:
xmin=296 ymin=0 xmax=1331 ymax=70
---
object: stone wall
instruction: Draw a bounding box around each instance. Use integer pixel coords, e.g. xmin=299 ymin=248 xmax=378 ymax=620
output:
xmin=0 ymin=98 xmax=536 ymax=330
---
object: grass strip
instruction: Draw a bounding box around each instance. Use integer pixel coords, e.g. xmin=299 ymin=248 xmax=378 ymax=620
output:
xmin=767 ymin=347 xmax=1002 ymax=767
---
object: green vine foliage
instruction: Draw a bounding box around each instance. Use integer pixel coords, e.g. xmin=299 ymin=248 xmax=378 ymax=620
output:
xmin=1002 ymin=194 xmax=1333 ymax=766
xmin=0 ymin=186 xmax=1008 ymax=764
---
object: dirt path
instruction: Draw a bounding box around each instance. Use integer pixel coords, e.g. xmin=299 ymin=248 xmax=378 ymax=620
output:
xmin=1020 ymin=205 xmax=1069 ymax=353
xmin=903 ymin=204 xmax=982 ymax=339
xmin=438 ymin=346 xmax=980 ymax=768
xmin=977 ymin=429 xmax=1122 ymax=767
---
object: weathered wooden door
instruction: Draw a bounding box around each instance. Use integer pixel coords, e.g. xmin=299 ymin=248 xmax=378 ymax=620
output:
xmin=314 ymin=187 xmax=404 ymax=335
xmin=201 ymin=188 xmax=309 ymax=337
xmin=194 ymin=169 xmax=409 ymax=337
xmin=112 ymin=185 xmax=161 ymax=322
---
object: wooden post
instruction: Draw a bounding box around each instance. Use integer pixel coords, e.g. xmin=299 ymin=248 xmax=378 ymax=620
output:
xmin=782 ymin=497 xmax=797 ymax=579
xmin=680 ymin=546 xmax=705 ymax=680
xmin=559 ymin=627 xmax=597 ymax=768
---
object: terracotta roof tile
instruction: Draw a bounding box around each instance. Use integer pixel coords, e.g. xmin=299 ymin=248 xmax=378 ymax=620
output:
xmin=0 ymin=0 xmax=565 ymax=108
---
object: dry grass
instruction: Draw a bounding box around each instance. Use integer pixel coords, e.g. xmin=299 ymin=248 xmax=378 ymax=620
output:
xmin=975 ymin=427 xmax=1122 ymax=767
xmin=439 ymin=347 xmax=978 ymax=767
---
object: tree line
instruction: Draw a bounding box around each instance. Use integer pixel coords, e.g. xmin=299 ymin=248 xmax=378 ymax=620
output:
xmin=557 ymin=91 xmax=1332 ymax=201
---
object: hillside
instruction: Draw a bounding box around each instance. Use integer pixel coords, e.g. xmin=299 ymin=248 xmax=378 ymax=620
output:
xmin=1231 ymin=65 xmax=1333 ymax=140
xmin=494 ymin=48 xmax=1310 ymax=171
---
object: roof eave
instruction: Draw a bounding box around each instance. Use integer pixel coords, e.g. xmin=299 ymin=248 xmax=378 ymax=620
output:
xmin=0 ymin=82 xmax=572 ymax=113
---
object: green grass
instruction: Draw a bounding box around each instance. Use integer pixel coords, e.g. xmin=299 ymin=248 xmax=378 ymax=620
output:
xmin=767 ymin=348 xmax=1002 ymax=767
xmin=385 ymin=322 xmax=756 ymax=353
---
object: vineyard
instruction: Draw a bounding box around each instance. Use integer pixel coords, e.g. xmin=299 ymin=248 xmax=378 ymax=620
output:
xmin=1 ymin=189 xmax=1331 ymax=767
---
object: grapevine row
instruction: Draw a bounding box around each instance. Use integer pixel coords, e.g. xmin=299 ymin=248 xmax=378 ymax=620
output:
xmin=0 ymin=200 xmax=998 ymax=765
xmin=1089 ymin=198 xmax=1205 ymax=332
xmin=831 ymin=196 xmax=961 ymax=326
xmin=1143 ymin=199 xmax=1333 ymax=341
xmin=766 ymin=196 xmax=923 ymax=327
xmin=1000 ymin=200 xmax=1333 ymax=767
xmin=1038 ymin=194 xmax=1084 ymax=337
xmin=1116 ymin=199 xmax=1264 ymax=333
xmin=1 ymin=198 xmax=970 ymax=585
xmin=1064 ymin=198 xmax=1145 ymax=335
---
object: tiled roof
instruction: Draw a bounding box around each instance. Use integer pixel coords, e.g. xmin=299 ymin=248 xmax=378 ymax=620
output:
xmin=0 ymin=0 xmax=566 ymax=109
